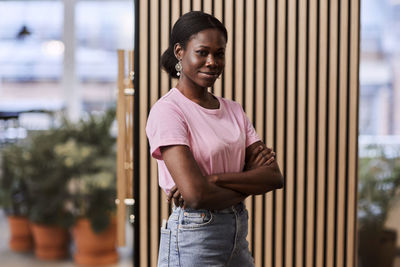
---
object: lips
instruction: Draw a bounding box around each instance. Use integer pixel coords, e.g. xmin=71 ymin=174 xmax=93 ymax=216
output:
xmin=199 ymin=72 xmax=219 ymax=78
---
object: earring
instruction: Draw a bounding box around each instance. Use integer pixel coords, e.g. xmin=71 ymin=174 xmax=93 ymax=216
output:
xmin=175 ymin=61 xmax=182 ymax=77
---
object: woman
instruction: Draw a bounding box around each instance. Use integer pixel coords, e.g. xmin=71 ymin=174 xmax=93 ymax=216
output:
xmin=146 ymin=11 xmax=284 ymax=267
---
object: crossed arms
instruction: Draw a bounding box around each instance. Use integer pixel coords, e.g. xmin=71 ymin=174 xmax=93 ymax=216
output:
xmin=161 ymin=141 xmax=284 ymax=210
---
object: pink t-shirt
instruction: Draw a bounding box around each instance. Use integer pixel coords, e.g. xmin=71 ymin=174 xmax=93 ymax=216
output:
xmin=146 ymin=88 xmax=260 ymax=193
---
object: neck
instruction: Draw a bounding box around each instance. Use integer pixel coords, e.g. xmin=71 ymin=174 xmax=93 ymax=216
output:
xmin=175 ymin=77 xmax=209 ymax=102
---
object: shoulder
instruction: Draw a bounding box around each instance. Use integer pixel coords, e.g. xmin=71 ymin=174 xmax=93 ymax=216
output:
xmin=218 ymin=96 xmax=244 ymax=113
xmin=149 ymin=89 xmax=182 ymax=116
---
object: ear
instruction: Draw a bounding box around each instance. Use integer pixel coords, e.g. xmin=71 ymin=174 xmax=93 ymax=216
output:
xmin=174 ymin=43 xmax=183 ymax=60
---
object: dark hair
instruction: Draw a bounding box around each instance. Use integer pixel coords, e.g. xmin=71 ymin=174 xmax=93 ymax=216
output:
xmin=160 ymin=11 xmax=228 ymax=78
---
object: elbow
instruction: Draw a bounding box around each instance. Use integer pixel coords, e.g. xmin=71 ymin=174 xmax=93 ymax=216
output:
xmin=276 ymin=175 xmax=284 ymax=189
xmin=270 ymin=170 xmax=284 ymax=190
xmin=183 ymin=191 xmax=203 ymax=210
xmin=273 ymin=167 xmax=284 ymax=190
xmin=184 ymin=187 xmax=213 ymax=210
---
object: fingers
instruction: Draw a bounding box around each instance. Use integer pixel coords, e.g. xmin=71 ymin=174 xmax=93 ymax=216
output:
xmin=258 ymin=147 xmax=276 ymax=166
xmin=167 ymin=186 xmax=186 ymax=208
xmin=173 ymin=189 xmax=181 ymax=207
xmin=167 ymin=185 xmax=178 ymax=203
xmin=179 ymin=195 xmax=184 ymax=207
xmin=248 ymin=145 xmax=263 ymax=162
xmin=254 ymin=149 xmax=265 ymax=164
xmin=265 ymin=156 xmax=275 ymax=165
xmin=264 ymin=150 xmax=276 ymax=166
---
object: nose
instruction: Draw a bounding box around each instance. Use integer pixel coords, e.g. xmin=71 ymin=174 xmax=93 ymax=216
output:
xmin=206 ymin=55 xmax=217 ymax=68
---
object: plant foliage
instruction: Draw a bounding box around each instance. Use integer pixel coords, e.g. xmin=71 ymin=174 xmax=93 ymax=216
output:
xmin=358 ymin=145 xmax=400 ymax=230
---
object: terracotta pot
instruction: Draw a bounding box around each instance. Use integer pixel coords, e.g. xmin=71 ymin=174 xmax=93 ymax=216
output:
xmin=72 ymin=218 xmax=118 ymax=266
xmin=31 ymin=223 xmax=70 ymax=260
xmin=7 ymin=216 xmax=33 ymax=252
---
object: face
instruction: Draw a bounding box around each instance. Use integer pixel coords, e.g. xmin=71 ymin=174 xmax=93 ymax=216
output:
xmin=175 ymin=28 xmax=226 ymax=89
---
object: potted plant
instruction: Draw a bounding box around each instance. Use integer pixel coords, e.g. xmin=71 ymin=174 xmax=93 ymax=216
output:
xmin=358 ymin=145 xmax=400 ymax=267
xmin=68 ymin=156 xmax=117 ymax=266
xmin=24 ymin=129 xmax=74 ymax=260
xmin=56 ymin=108 xmax=118 ymax=265
xmin=0 ymin=142 xmax=33 ymax=252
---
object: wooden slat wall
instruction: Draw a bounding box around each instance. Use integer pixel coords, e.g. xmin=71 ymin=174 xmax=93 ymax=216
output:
xmin=132 ymin=0 xmax=360 ymax=266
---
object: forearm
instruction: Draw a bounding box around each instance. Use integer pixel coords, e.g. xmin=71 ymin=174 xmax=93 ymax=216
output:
xmin=213 ymin=162 xmax=284 ymax=195
xmin=161 ymin=145 xmax=248 ymax=210
xmin=193 ymin=180 xmax=247 ymax=210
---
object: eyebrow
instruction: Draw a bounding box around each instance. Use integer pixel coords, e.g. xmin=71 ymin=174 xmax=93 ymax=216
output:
xmin=197 ymin=45 xmax=225 ymax=50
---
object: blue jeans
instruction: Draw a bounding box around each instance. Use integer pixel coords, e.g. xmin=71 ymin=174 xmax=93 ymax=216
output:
xmin=158 ymin=202 xmax=255 ymax=267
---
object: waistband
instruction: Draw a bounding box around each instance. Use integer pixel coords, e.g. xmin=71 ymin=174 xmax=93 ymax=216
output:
xmin=211 ymin=201 xmax=245 ymax=214
xmin=173 ymin=201 xmax=245 ymax=214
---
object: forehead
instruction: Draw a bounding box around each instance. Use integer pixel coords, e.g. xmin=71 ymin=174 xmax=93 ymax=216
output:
xmin=187 ymin=28 xmax=227 ymax=49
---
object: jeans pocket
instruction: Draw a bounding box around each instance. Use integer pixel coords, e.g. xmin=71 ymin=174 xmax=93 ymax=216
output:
xmin=179 ymin=210 xmax=214 ymax=230
xmin=158 ymin=228 xmax=171 ymax=266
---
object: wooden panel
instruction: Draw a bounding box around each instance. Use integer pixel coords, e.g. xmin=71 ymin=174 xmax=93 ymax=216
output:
xmin=275 ymin=0 xmax=287 ymax=265
xmin=316 ymin=0 xmax=329 ymax=266
xmin=348 ymin=0 xmax=361 ymax=266
xmin=337 ymin=0 xmax=349 ymax=266
xmin=326 ymin=1 xmax=339 ymax=266
xmin=296 ymin=0 xmax=307 ymax=266
xmin=132 ymin=0 xmax=361 ymax=266
xmin=306 ymin=0 xmax=317 ymax=266
xmin=285 ymin=0 xmax=296 ymax=266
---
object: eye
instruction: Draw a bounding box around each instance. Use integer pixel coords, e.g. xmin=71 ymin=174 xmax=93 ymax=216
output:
xmin=216 ymin=51 xmax=225 ymax=58
xmin=196 ymin=50 xmax=208 ymax=57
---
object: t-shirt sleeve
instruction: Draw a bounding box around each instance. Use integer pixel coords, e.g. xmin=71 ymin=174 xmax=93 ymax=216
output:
xmin=241 ymin=107 xmax=261 ymax=147
xmin=146 ymin=102 xmax=189 ymax=160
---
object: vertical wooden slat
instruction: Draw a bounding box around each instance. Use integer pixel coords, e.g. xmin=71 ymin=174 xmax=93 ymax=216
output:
xmin=316 ymin=0 xmax=328 ymax=266
xmin=159 ymin=0 xmax=170 ymax=226
xmin=255 ymin=0 xmax=265 ymax=265
xmin=203 ymin=0 xmax=212 ymax=14
xmin=234 ymin=0 xmax=244 ymax=105
xmin=326 ymin=0 xmax=339 ymax=266
xmin=240 ymin=0 xmax=254 ymax=254
xmin=348 ymin=0 xmax=360 ymax=266
xmin=306 ymin=0 xmax=317 ymax=265
xmin=150 ymin=0 xmax=160 ymax=265
xmin=182 ymin=0 xmax=190 ymax=13
xmin=139 ymin=0 xmax=149 ymax=265
xmin=212 ymin=0 xmax=223 ymax=97
xmin=224 ymin=0 xmax=233 ymax=100
xmin=275 ymin=0 xmax=287 ymax=265
xmin=116 ymin=50 xmax=127 ymax=247
xmin=296 ymin=0 xmax=307 ymax=265
xmin=337 ymin=0 xmax=349 ymax=265
xmin=265 ymin=0 xmax=276 ymax=266
xmin=192 ymin=0 xmax=201 ymax=10
xmin=127 ymin=51 xmax=134 ymax=199
xmin=285 ymin=0 xmax=296 ymax=266
xmin=171 ymin=0 xmax=180 ymax=27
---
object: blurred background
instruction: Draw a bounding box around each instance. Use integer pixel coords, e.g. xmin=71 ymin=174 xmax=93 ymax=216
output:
xmin=0 ymin=0 xmax=133 ymax=266
xmin=0 ymin=0 xmax=400 ymax=266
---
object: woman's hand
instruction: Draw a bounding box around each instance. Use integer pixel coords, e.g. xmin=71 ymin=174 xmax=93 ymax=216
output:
xmin=167 ymin=185 xmax=185 ymax=208
xmin=244 ymin=144 xmax=276 ymax=171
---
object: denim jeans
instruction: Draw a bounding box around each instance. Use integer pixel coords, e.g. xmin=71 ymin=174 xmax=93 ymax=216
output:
xmin=158 ymin=202 xmax=255 ymax=267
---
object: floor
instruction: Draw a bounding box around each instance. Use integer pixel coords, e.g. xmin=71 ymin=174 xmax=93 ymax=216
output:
xmin=2 ymin=209 xmax=400 ymax=267
xmin=0 ymin=210 xmax=134 ymax=267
